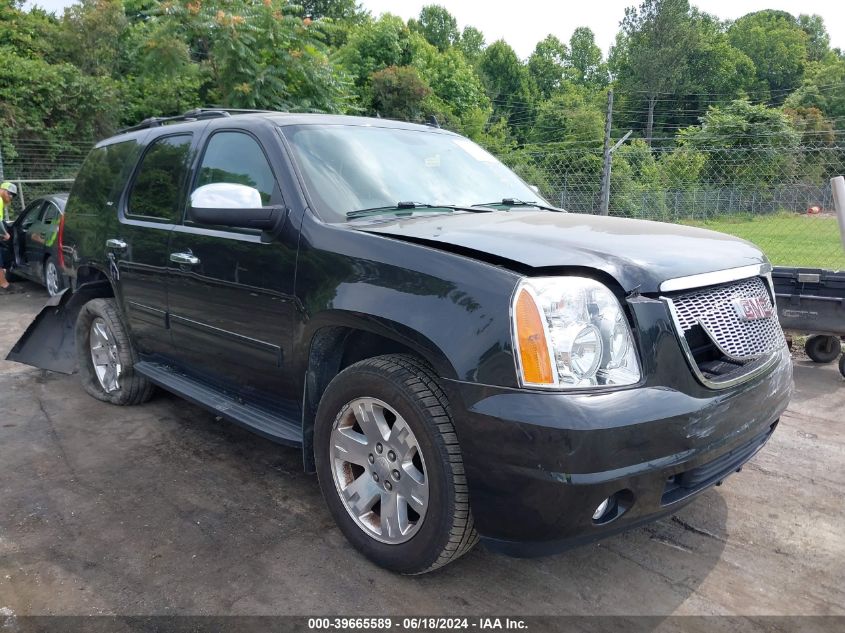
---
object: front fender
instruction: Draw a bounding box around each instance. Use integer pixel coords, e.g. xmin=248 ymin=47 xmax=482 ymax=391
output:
xmin=294 ymin=214 xmax=524 ymax=387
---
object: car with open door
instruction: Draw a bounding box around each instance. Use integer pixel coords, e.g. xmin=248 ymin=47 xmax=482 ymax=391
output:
xmin=4 ymin=193 xmax=68 ymax=296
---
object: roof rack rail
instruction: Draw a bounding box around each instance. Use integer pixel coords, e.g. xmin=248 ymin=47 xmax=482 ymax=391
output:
xmin=117 ymin=107 xmax=279 ymax=135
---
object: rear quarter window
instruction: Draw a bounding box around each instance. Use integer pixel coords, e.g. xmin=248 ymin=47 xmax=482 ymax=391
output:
xmin=67 ymin=140 xmax=141 ymax=217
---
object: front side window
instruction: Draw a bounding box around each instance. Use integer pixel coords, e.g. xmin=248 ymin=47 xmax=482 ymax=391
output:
xmin=195 ymin=132 xmax=276 ymax=205
xmin=128 ymin=134 xmax=193 ymax=222
xmin=20 ymin=201 xmax=45 ymax=228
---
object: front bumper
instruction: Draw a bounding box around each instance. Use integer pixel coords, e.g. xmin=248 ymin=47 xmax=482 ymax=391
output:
xmin=443 ymin=345 xmax=793 ymax=556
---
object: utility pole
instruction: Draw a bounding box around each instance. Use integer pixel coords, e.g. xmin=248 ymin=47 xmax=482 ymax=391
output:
xmin=599 ymin=89 xmax=614 ymax=216
xmin=0 ymin=144 xmax=4 ymax=181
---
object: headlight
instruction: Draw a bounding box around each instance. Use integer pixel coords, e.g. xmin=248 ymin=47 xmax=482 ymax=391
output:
xmin=512 ymin=277 xmax=641 ymax=388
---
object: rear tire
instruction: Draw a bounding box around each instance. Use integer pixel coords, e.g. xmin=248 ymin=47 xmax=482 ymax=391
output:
xmin=314 ymin=354 xmax=477 ymax=574
xmin=839 ymin=353 xmax=845 ymax=379
xmin=43 ymin=256 xmax=64 ymax=297
xmin=804 ymin=334 xmax=841 ymax=364
xmin=76 ymin=298 xmax=154 ymax=405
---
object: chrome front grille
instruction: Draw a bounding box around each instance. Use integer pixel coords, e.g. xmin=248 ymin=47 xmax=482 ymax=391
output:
xmin=670 ymin=276 xmax=785 ymax=361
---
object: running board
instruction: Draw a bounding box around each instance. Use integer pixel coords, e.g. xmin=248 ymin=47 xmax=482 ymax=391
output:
xmin=135 ymin=361 xmax=303 ymax=446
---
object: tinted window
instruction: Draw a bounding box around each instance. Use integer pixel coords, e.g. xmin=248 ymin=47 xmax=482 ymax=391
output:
xmin=195 ymin=132 xmax=276 ymax=205
xmin=42 ymin=203 xmax=60 ymax=225
xmin=128 ymin=134 xmax=193 ymax=222
xmin=68 ymin=140 xmax=140 ymax=217
xmin=20 ymin=201 xmax=45 ymax=227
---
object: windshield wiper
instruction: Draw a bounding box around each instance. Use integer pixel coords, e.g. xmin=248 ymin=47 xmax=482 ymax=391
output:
xmin=471 ymin=198 xmax=564 ymax=213
xmin=346 ymin=201 xmax=493 ymax=219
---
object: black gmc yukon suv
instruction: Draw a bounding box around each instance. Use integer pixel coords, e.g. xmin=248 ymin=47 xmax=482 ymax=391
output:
xmin=9 ymin=110 xmax=793 ymax=574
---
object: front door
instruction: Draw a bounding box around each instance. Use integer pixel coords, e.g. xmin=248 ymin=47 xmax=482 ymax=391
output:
xmin=166 ymin=129 xmax=300 ymax=408
xmin=12 ymin=200 xmax=45 ymax=276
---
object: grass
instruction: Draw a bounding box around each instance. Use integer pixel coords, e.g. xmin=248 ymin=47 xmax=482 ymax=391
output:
xmin=681 ymin=212 xmax=845 ymax=270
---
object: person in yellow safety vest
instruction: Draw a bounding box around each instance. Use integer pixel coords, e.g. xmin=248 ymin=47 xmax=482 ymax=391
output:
xmin=1 ymin=181 xmax=22 ymax=292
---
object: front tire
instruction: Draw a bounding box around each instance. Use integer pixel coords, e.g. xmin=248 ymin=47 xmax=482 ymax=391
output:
xmin=75 ymin=298 xmax=154 ymax=405
xmin=315 ymin=354 xmax=477 ymax=574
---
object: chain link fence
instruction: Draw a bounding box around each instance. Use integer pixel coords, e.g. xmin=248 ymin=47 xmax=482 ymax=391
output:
xmin=0 ymin=138 xmax=90 ymax=216
xmin=2 ymin=136 xmax=844 ymax=270
xmin=503 ymin=141 xmax=845 ymax=270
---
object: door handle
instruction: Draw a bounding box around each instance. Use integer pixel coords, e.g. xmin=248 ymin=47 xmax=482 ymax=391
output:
xmin=170 ymin=252 xmax=200 ymax=266
xmin=106 ymin=238 xmax=127 ymax=250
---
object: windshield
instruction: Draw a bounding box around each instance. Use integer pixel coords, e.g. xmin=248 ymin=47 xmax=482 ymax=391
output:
xmin=281 ymin=124 xmax=548 ymax=222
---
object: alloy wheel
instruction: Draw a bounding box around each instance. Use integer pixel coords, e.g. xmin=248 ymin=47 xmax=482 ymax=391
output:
xmin=89 ymin=317 xmax=122 ymax=393
xmin=330 ymin=397 xmax=429 ymax=544
xmin=45 ymin=261 xmax=60 ymax=296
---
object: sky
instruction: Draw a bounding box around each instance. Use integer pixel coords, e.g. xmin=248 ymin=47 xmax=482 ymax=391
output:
xmin=24 ymin=0 xmax=845 ymax=60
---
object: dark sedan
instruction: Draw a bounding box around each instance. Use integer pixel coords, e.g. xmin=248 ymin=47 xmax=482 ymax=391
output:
xmin=3 ymin=194 xmax=68 ymax=296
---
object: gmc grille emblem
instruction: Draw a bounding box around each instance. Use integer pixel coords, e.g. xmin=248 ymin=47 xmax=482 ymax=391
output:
xmin=732 ymin=296 xmax=773 ymax=321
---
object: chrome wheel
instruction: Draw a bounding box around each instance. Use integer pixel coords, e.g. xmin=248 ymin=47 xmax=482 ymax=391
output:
xmin=89 ymin=318 xmax=122 ymax=393
xmin=45 ymin=261 xmax=60 ymax=296
xmin=330 ymin=397 xmax=429 ymax=544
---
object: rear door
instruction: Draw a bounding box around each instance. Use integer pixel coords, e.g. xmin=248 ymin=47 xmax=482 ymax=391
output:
xmin=165 ymin=127 xmax=300 ymax=407
xmin=115 ymin=132 xmax=197 ymax=358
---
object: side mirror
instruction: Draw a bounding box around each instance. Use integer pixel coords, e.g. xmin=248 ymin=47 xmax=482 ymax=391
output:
xmin=529 ymin=185 xmax=541 ymax=195
xmin=189 ymin=183 xmax=285 ymax=231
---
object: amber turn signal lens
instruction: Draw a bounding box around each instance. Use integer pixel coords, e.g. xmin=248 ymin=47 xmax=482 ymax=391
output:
xmin=515 ymin=288 xmax=554 ymax=385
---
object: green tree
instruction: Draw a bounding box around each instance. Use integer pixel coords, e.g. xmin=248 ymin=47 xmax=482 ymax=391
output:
xmin=368 ymin=65 xmax=431 ymax=120
xmin=300 ymin=0 xmax=361 ymax=20
xmin=728 ymin=10 xmax=809 ymax=102
xmin=528 ymin=86 xmax=604 ymax=143
xmin=784 ymin=55 xmax=845 ymax=121
xmin=568 ymin=27 xmax=607 ymax=89
xmin=527 ymin=35 xmax=569 ymax=100
xmin=0 ymin=49 xmax=118 ymax=169
xmin=657 ymin=146 xmax=706 ymax=189
xmin=677 ymin=11 xmax=756 ymax=115
xmin=61 ymin=0 xmax=128 ymax=77
xmin=797 ymin=14 xmax=830 ymax=63
xmin=479 ymin=40 xmax=537 ymax=139
xmin=137 ymin=0 xmax=348 ymax=113
xmin=614 ymin=0 xmax=698 ymax=144
xmin=685 ymin=14 xmax=754 ymax=93
xmin=678 ymin=99 xmax=801 ymax=185
xmin=338 ymin=13 xmax=412 ymax=87
xmin=0 ymin=2 xmax=63 ymax=62
xmin=410 ymin=34 xmax=489 ymax=117
xmin=784 ymin=106 xmax=835 ymax=146
xmin=458 ymin=25 xmax=485 ymax=64
xmin=408 ymin=4 xmax=458 ymax=52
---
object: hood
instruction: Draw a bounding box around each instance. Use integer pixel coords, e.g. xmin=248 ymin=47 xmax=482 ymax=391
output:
xmin=355 ymin=211 xmax=767 ymax=293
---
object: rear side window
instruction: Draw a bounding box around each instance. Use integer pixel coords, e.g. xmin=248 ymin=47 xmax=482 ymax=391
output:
xmin=42 ymin=203 xmax=60 ymax=225
xmin=128 ymin=134 xmax=193 ymax=222
xmin=195 ymin=132 xmax=276 ymax=205
xmin=67 ymin=140 xmax=139 ymax=217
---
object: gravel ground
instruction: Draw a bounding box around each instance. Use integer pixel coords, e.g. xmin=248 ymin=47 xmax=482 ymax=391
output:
xmin=0 ymin=282 xmax=843 ymax=618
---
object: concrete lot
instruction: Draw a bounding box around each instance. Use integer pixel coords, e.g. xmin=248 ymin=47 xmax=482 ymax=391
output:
xmin=0 ymin=281 xmax=843 ymax=616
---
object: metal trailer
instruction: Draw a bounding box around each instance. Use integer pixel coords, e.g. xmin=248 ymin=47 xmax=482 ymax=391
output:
xmin=772 ymin=176 xmax=845 ymax=378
